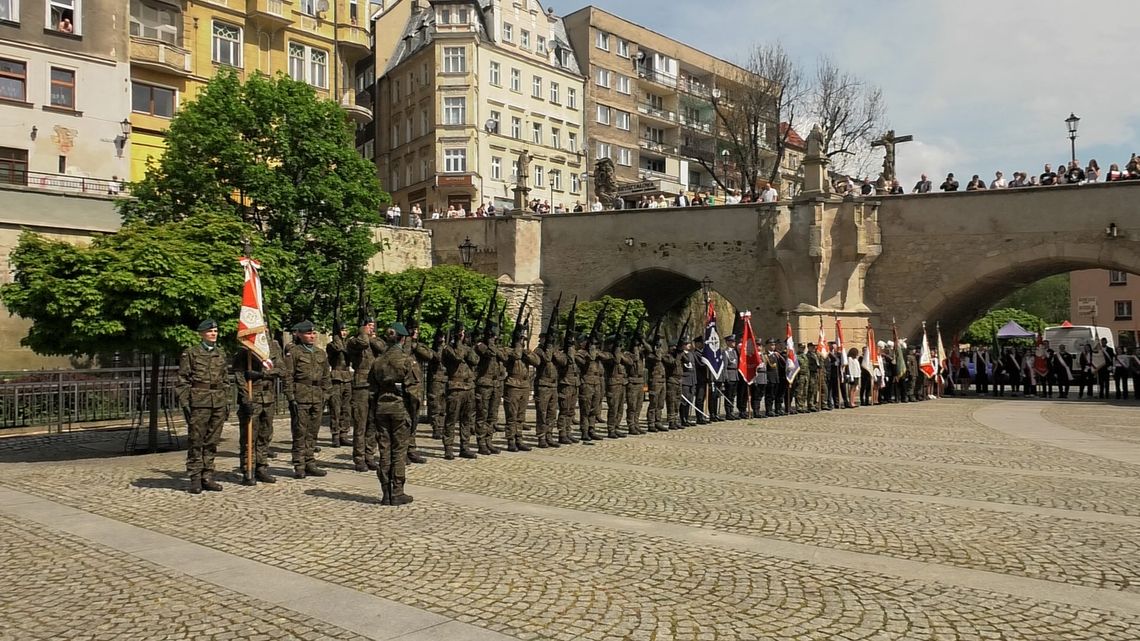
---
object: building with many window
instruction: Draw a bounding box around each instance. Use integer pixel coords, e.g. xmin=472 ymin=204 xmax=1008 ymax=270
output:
xmin=127 ymin=0 xmax=375 ymax=180
xmin=1070 ymin=269 xmax=1139 ymax=350
xmin=0 ymin=0 xmax=131 ymax=188
xmin=372 ymin=0 xmax=585 ymax=215
xmin=561 ymin=6 xmax=775 ymax=204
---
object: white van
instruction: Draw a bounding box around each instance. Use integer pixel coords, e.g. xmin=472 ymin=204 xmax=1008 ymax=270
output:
xmin=1044 ymin=325 xmax=1116 ymax=353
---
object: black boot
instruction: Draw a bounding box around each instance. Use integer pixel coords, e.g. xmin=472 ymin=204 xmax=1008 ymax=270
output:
xmin=443 ymin=445 xmax=456 ymax=460
xmin=201 ymin=473 xmax=223 ymax=492
xmin=391 ymin=491 xmax=414 ymax=505
xmin=506 ymin=440 xmax=519 ymax=452
xmin=331 ymin=434 xmax=342 ymax=448
xmin=294 ymin=466 xmax=306 ymax=479
xmin=255 ymin=467 xmax=276 ymax=483
xmin=188 ymin=475 xmax=202 ymax=495
xmin=305 ymin=463 xmax=327 ymax=477
xmin=459 ymin=448 xmax=478 ymax=459
xmin=407 ymin=450 xmax=427 ymax=464
xmin=380 ymin=483 xmax=392 ymax=506
xmin=516 ymin=438 xmax=531 ymax=452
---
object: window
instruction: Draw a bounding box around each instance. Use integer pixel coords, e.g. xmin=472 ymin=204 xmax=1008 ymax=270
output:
xmin=650 ymin=94 xmax=665 ymax=110
xmin=458 ymin=8 xmax=468 ymax=23
xmin=531 ymin=75 xmax=542 ymax=98
xmin=596 ymin=142 xmax=611 ymax=159
xmin=555 ymin=47 xmax=571 ymax=68
xmin=391 ymin=124 xmax=399 ymax=147
xmin=510 ymin=116 xmax=521 ymax=139
xmin=442 ymin=96 xmax=465 ymax=125
xmin=568 ymin=132 xmax=578 ymax=153
xmin=511 ymin=160 xmax=518 ymax=182
xmin=615 ymin=110 xmax=630 ymax=130
xmin=551 ymin=127 xmax=560 ymax=149
xmin=1109 ymin=270 xmax=1128 ymax=286
xmin=646 ymin=126 xmax=664 ymax=143
xmin=1 ymin=0 xmax=17 ymax=24
xmin=212 ymin=21 xmax=242 ymax=67
xmin=405 ymin=116 xmax=412 ymax=140
xmin=287 ymin=43 xmax=327 ymax=88
xmin=130 ymin=0 xmax=180 ymax=45
xmin=615 ymin=74 xmax=630 ymax=94
xmin=595 ymin=68 xmax=611 ymax=88
xmin=536 ymin=36 xmax=546 ymax=54
xmin=571 ymin=172 xmax=581 ymax=193
xmin=443 ymin=148 xmax=467 ymax=173
xmin=0 ymin=58 xmax=27 ymax=102
xmin=406 ymin=163 xmax=413 ymax=186
xmin=131 ymin=81 xmax=175 ymax=118
xmin=393 ymin=79 xmax=400 ymax=101
xmin=595 ymin=30 xmax=609 ymax=51
xmin=390 ymin=163 xmax=400 ymax=190
xmin=49 ymin=67 xmax=75 ymax=109
xmin=617 ymin=147 xmax=632 ymax=166
xmin=489 ymin=109 xmax=501 ymax=132
xmin=301 ymin=0 xmax=316 ymax=15
xmin=502 ymin=23 xmax=512 ymax=42
xmin=1116 ymin=300 xmax=1133 ymax=321
xmin=550 ymin=169 xmax=562 ymax=191
xmin=549 ymin=81 xmax=559 ymax=104
xmin=0 ymin=147 xmax=29 ymax=186
xmin=491 ymin=156 xmax=502 ymax=180
xmin=489 ymin=61 xmax=500 ymax=86
xmin=421 ymin=61 xmax=428 ymax=85
xmin=421 ymin=158 xmax=429 ymax=181
xmin=617 ymin=39 xmax=629 ymax=57
xmin=534 ymin=165 xmax=544 ymax=187
xmin=596 ymin=105 xmax=611 ymax=125
xmin=531 ymin=122 xmax=542 ymax=144
xmin=510 ymin=67 xmax=520 ymax=92
xmin=567 ymin=87 xmax=577 ymax=109
xmin=420 ymin=108 xmax=429 ymax=134
xmin=443 ymin=47 xmax=466 ymax=73
xmin=48 ymin=0 xmax=80 ymax=34
xmin=349 ymin=0 xmax=358 ymax=24
xmin=520 ymin=30 xmax=530 ymax=49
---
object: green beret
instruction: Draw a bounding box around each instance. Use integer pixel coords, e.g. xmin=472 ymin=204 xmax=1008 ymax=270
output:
xmin=292 ymin=320 xmax=316 ymax=332
xmin=390 ymin=322 xmax=409 ymax=337
xmin=197 ymin=319 xmax=218 ymax=332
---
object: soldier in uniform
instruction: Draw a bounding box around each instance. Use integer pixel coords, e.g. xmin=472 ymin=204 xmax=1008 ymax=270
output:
xmin=442 ymin=327 xmax=478 ymax=459
xmin=532 ymin=333 xmax=560 ymax=447
xmin=325 ymin=322 xmax=352 ymax=448
xmin=722 ymin=335 xmax=740 ymax=420
xmin=805 ymin=343 xmax=821 ymax=412
xmin=575 ymin=334 xmax=603 ymax=441
xmin=403 ymin=326 xmax=431 ymax=464
xmin=283 ymin=321 xmax=331 ymax=479
xmin=827 ymin=342 xmax=843 ymax=409
xmin=348 ymin=317 xmax=386 ymax=471
xmin=474 ymin=326 xmax=504 ymax=455
xmin=680 ymin=337 xmax=697 ymax=426
xmin=793 ymin=342 xmax=809 ymax=413
xmin=369 ymin=322 xmax=415 ymax=505
xmin=750 ymin=346 xmax=767 ymax=418
xmin=644 ymin=339 xmax=668 ymax=432
xmin=426 ymin=331 xmax=448 ymax=440
xmin=764 ymin=339 xmax=780 ymax=416
xmin=502 ymin=333 xmax=537 ymax=452
xmin=624 ymin=339 xmax=646 ymax=434
xmin=178 ymin=319 xmax=230 ymax=494
xmin=665 ymin=339 xmax=685 ymax=429
xmin=600 ymin=335 xmax=630 ymax=439
xmin=233 ymin=335 xmax=284 ymax=484
xmin=553 ymin=337 xmax=580 ymax=444
xmin=692 ymin=335 xmax=710 ymax=424
xmin=904 ymin=347 xmax=919 ymax=401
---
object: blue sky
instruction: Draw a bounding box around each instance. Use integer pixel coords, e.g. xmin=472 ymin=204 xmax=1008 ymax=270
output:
xmin=579 ymin=0 xmax=1139 ymax=188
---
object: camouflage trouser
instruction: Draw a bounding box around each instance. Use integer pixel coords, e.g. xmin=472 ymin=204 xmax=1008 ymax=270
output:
xmin=806 ymin=373 xmax=820 ymax=411
xmin=534 ymin=386 xmax=558 ymax=441
xmin=403 ymin=391 xmax=421 ymax=453
xmin=503 ymin=386 xmax=529 ymax=443
xmin=444 ymin=388 xmax=476 ymax=450
xmin=290 ymin=402 xmax=322 ymax=467
xmin=490 ymin=382 xmax=504 ymax=431
xmin=557 ymin=384 xmax=578 ymax=438
xmin=186 ymin=406 xmax=226 ymax=476
xmin=793 ymin=374 xmax=809 ymax=411
xmin=375 ymin=408 xmax=408 ymax=495
xmin=912 ymin=374 xmax=925 ymax=400
xmin=475 ymin=384 xmax=496 ymax=444
xmin=328 ymin=381 xmax=351 ymax=440
xmin=237 ymin=401 xmax=274 ymax=469
xmin=625 ymin=382 xmax=644 ymax=431
xmin=666 ymin=380 xmax=681 ymax=426
xmin=428 ymin=380 xmax=447 ymax=437
xmin=579 ymin=382 xmax=601 ymax=437
xmin=351 ymin=387 xmax=377 ymax=465
xmin=605 ymin=384 xmax=626 ymax=434
xmin=646 ymin=379 xmax=666 ymax=429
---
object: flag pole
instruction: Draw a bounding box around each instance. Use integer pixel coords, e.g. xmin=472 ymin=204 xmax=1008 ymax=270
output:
xmin=243 ymin=239 xmax=255 ymax=485
xmin=818 ymin=315 xmax=824 ymax=410
xmin=784 ymin=312 xmax=792 ymax=412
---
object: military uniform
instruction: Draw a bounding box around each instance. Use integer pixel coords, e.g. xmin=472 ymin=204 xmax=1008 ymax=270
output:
xmin=664 ymin=347 xmax=683 ymax=429
xmin=554 ymin=344 xmax=580 ymax=444
xmin=233 ymin=338 xmax=283 ymax=484
xmin=325 ymin=328 xmax=353 ymax=447
xmin=793 ymin=346 xmax=809 ymax=412
xmin=750 ymin=356 xmax=767 ymax=418
xmin=805 ymin=346 xmax=822 ymax=412
xmin=283 ymin=321 xmax=331 ymax=478
xmin=680 ymin=347 xmax=697 ymax=426
xmin=692 ymin=340 xmax=710 ymax=423
xmin=426 ymin=335 xmax=448 ymax=439
xmin=575 ymin=343 xmax=603 ymax=441
xmin=600 ymin=340 xmax=631 ymax=438
xmin=532 ymin=342 xmax=560 ymax=447
xmin=624 ymin=343 xmax=646 ymax=434
xmin=442 ymin=337 xmax=478 ymax=458
xmin=474 ymin=337 xmax=505 ymax=454
xmin=644 ymin=343 xmax=668 ymax=432
xmin=369 ymin=324 xmax=415 ymax=505
xmin=404 ymin=334 xmax=432 ymax=464
xmin=177 ymin=319 xmax=231 ymax=494
xmin=764 ymin=345 xmax=780 ymax=416
xmin=348 ymin=323 xmax=386 ymax=470
xmin=722 ymin=338 xmax=741 ymax=419
xmin=502 ymin=343 xmax=539 ymax=451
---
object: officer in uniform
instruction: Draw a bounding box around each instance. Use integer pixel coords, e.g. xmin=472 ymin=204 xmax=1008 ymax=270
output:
xmin=442 ymin=327 xmax=478 ymax=459
xmin=805 ymin=343 xmax=821 ymax=412
xmin=750 ymin=344 xmax=767 ymax=419
xmin=644 ymin=339 xmax=668 ymax=432
xmin=679 ymin=337 xmax=697 ymax=426
xmin=826 ymin=342 xmax=843 ymax=409
xmin=665 ymin=338 xmax=685 ymax=429
xmin=722 ymin=335 xmax=740 ymax=419
xmin=426 ymin=331 xmax=448 ymax=440
xmin=369 ymin=322 xmax=415 ymax=506
xmin=325 ymin=322 xmax=352 ymax=447
xmin=178 ymin=319 xmax=230 ymax=494
xmin=624 ymin=339 xmax=646 ymax=435
xmin=600 ymin=335 xmax=630 ymax=439
xmin=553 ymin=337 xmax=580 ymax=444
xmin=403 ymin=325 xmax=431 ymax=464
xmin=531 ymin=333 xmax=560 ymax=447
xmin=502 ymin=332 xmax=538 ymax=452
xmin=793 ymin=343 xmax=809 ymax=413
xmin=474 ymin=325 xmax=504 ymax=455
xmin=233 ymin=335 xmax=284 ymax=485
xmin=283 ymin=320 xmax=331 ymax=479
xmin=348 ymin=317 xmax=386 ymax=471
xmin=764 ymin=339 xmax=780 ymax=416
xmin=692 ymin=335 xmax=710 ymax=424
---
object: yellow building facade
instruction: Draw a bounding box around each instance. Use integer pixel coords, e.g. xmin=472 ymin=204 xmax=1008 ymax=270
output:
xmin=127 ymin=0 xmax=373 ymax=180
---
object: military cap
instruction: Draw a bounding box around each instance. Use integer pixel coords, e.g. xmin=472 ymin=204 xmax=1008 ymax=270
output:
xmin=724 ymin=334 xmax=737 ymax=342
xmin=807 ymin=342 xmax=816 ymax=347
xmin=196 ymin=319 xmax=218 ymax=332
xmin=332 ymin=320 xmax=345 ymax=334
xmin=292 ymin=320 xmax=316 ymax=332
xmin=389 ymin=321 xmax=410 ymax=337
xmin=766 ymin=338 xmax=777 ymax=344
xmin=486 ymin=323 xmax=500 ymax=336
xmin=694 ymin=335 xmax=705 ymax=343
xmin=359 ymin=316 xmax=375 ymax=327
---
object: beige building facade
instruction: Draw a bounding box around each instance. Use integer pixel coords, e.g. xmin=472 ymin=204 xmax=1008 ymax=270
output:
xmin=561 ymin=6 xmax=774 ymax=205
xmin=0 ymin=0 xmax=131 ymax=188
xmin=372 ymin=0 xmax=585 ymax=216
xmin=1070 ymin=269 xmax=1139 ymax=350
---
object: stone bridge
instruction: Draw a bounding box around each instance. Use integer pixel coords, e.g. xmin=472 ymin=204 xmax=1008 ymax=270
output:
xmin=424 ymin=180 xmax=1140 ymax=345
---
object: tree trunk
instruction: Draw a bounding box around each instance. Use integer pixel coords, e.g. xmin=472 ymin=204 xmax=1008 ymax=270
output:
xmin=147 ymin=352 xmax=160 ymax=453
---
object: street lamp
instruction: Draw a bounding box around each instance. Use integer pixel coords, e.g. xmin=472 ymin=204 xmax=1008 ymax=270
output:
xmin=1065 ymin=113 xmax=1080 ymax=164
xmin=720 ymin=149 xmax=730 ymax=201
xmin=458 ymin=236 xmax=477 ymax=269
xmin=700 ymin=275 xmax=714 ymax=303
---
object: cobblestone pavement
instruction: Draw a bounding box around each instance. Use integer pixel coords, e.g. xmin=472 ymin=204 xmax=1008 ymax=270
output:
xmin=1043 ymin=403 xmax=1140 ymax=444
xmin=1 ymin=398 xmax=1140 ymax=640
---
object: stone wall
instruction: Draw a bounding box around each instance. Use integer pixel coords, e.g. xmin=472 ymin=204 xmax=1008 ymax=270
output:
xmin=368 ymin=226 xmax=433 ymax=274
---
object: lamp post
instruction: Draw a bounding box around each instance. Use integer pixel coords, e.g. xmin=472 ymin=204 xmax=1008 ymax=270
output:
xmin=458 ymin=236 xmax=477 ymax=269
xmin=719 ymin=149 xmax=730 ymax=202
xmin=576 ymin=148 xmax=589 ymax=209
xmin=700 ymin=275 xmax=714 ymax=304
xmin=1065 ymin=113 xmax=1080 ymax=164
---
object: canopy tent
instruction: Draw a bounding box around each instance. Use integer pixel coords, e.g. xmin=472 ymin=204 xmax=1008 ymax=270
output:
xmin=995 ymin=320 xmax=1036 ymax=339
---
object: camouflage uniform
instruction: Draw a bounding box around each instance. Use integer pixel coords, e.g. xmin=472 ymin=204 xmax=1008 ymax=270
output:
xmin=233 ymin=339 xmax=283 ymax=483
xmin=325 ymin=331 xmax=353 ymax=446
xmin=442 ymin=339 xmax=478 ymax=457
xmin=576 ymin=345 xmax=603 ymax=441
xmin=474 ymin=339 xmax=505 ymax=454
xmin=600 ymin=342 xmax=631 ymax=438
xmin=369 ymin=334 xmax=414 ymax=505
xmin=624 ymin=344 xmax=645 ymax=435
xmin=531 ymin=343 xmax=560 ymax=447
xmin=554 ymin=345 xmax=580 ymax=444
xmin=282 ymin=337 xmax=331 ymax=476
xmin=348 ymin=327 xmax=386 ymax=468
xmin=177 ymin=337 xmax=231 ymax=491
xmin=644 ymin=343 xmax=668 ymax=432
xmin=502 ymin=343 xmax=539 ymax=451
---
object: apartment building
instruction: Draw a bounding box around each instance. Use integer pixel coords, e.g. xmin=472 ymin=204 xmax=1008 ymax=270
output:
xmin=127 ymin=0 xmax=375 ymax=180
xmin=562 ymin=6 xmax=775 ymax=204
xmin=372 ymin=0 xmax=586 ymax=215
xmin=1070 ymin=269 xmax=1139 ymax=350
xmin=0 ymin=0 xmax=131 ymax=187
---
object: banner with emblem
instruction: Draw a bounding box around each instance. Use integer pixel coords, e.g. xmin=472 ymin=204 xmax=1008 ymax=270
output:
xmin=738 ymin=311 xmax=760 ymax=384
xmin=1033 ymin=330 xmax=1049 ymax=377
xmin=784 ymin=320 xmax=800 ymax=383
xmin=238 ymin=255 xmax=272 ymax=364
xmin=919 ymin=321 xmax=936 ymax=379
xmin=700 ymin=298 xmax=724 ymax=379
xmin=817 ymin=317 xmax=829 ymax=356
xmin=835 ymin=318 xmax=847 ymax=368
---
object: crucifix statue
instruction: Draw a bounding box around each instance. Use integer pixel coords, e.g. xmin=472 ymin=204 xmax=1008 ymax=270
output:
xmin=870 ymin=129 xmax=913 ymax=184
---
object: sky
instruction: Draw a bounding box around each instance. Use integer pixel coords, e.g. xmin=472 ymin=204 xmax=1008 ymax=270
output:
xmin=576 ymin=0 xmax=1140 ymax=189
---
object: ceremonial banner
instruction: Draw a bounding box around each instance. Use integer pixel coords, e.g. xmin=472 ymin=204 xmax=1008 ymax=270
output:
xmin=835 ymin=318 xmax=847 ymax=368
xmin=238 ymin=256 xmax=272 ymax=364
xmin=785 ymin=321 xmax=800 ymax=383
xmin=738 ymin=312 xmax=761 ymax=384
xmin=893 ymin=323 xmax=907 ymax=381
xmin=867 ymin=325 xmax=884 ymax=387
xmin=936 ymin=323 xmax=948 ymax=385
xmin=1033 ymin=330 xmax=1049 ymax=377
xmin=700 ymin=298 xmax=724 ymax=379
xmin=817 ymin=318 xmax=828 ymax=356
xmin=919 ymin=323 xmax=936 ymax=379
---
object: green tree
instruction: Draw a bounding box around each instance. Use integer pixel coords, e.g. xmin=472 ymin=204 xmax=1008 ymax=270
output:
xmin=120 ymin=70 xmax=385 ymax=324
xmin=365 ymin=266 xmax=500 ymax=340
xmin=962 ymin=307 xmax=1047 ymax=346
xmin=562 ymin=296 xmax=647 ymax=341
xmin=993 ymin=274 xmax=1070 ymax=324
xmin=0 ymin=214 xmax=289 ymax=449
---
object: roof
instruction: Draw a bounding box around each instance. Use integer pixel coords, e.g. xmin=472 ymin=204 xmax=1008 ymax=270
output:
xmin=780 ymin=123 xmax=806 ymax=149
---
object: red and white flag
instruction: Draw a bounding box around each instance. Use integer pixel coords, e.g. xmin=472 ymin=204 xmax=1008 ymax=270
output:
xmin=738 ymin=311 xmax=761 ymax=384
xmin=237 ymin=255 xmax=272 ymax=366
xmin=835 ymin=318 xmax=846 ymax=368
xmin=1033 ymin=330 xmax=1049 ymax=377
xmin=785 ymin=321 xmax=800 ymax=383
xmin=867 ymin=325 xmax=884 ymax=387
xmin=919 ymin=322 xmax=936 ymax=379
xmin=817 ymin=318 xmax=828 ymax=356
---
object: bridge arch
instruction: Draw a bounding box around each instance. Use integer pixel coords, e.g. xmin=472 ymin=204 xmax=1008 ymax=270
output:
xmin=594 ymin=267 xmax=748 ymax=320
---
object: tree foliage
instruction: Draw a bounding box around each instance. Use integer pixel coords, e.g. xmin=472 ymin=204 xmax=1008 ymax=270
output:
xmin=993 ymin=275 xmax=1070 ymax=324
xmin=366 ymin=266 xmax=500 ymax=339
xmin=962 ymin=307 xmax=1047 ymax=346
xmin=120 ymin=70 xmax=385 ymax=324
xmin=0 ymin=214 xmax=290 ymax=357
xmin=561 ymin=296 xmax=647 ymax=339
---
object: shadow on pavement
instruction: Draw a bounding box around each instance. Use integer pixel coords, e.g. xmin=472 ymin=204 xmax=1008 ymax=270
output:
xmin=304 ymin=488 xmax=381 ymax=505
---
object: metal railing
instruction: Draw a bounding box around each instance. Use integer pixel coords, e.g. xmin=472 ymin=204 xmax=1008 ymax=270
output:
xmin=0 ymin=367 xmax=181 ymax=432
xmin=0 ymin=169 xmax=126 ymax=196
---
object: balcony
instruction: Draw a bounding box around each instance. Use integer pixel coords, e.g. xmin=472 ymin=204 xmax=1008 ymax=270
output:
xmin=636 ymin=66 xmax=677 ymax=90
xmin=336 ymin=23 xmax=370 ymax=60
xmin=341 ymin=91 xmax=372 ymax=125
xmin=1 ymin=169 xmax=127 ymax=197
xmin=129 ymin=37 xmax=192 ymax=76
xmin=679 ymin=114 xmax=712 ymax=135
xmin=637 ymin=102 xmax=676 ymax=125
xmin=247 ymin=0 xmax=292 ymax=28
xmin=638 ymin=137 xmax=676 ymax=156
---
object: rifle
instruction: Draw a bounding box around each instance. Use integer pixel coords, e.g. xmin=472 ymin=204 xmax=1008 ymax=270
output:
xmin=586 ymin=300 xmax=609 ymax=350
xmin=628 ymin=310 xmax=646 ymax=351
xmin=542 ymin=292 xmax=562 ymax=351
xmin=394 ymin=291 xmax=406 ymax=325
xmin=650 ymin=316 xmax=663 ymax=348
xmin=562 ymin=296 xmax=578 ymax=351
xmin=473 ymin=283 xmax=497 ymax=343
xmin=450 ymin=284 xmax=463 ymax=346
xmin=408 ymin=273 xmax=427 ymax=329
xmin=356 ymin=272 xmax=368 ymax=323
xmin=612 ymin=301 xmax=631 ymax=350
xmin=522 ymin=312 xmax=532 ymax=344
xmin=511 ymin=285 xmax=531 ymax=346
xmin=496 ymin=300 xmax=507 ymax=342
xmin=675 ymin=313 xmax=692 ymax=351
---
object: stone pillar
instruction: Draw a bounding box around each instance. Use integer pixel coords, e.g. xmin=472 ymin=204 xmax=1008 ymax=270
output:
xmin=495 ymin=213 xmax=545 ymax=347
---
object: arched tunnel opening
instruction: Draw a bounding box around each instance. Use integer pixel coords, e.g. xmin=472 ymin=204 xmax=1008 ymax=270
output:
xmin=597 ymin=268 xmax=740 ymax=341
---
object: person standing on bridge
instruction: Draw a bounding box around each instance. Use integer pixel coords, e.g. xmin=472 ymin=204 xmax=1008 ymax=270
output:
xmin=939 ymin=173 xmax=959 ymax=192
xmin=912 ymin=174 xmax=932 ymax=193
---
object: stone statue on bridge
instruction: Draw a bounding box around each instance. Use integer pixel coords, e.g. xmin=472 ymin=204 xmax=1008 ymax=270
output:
xmin=594 ymin=158 xmax=617 ymax=209
xmin=513 ymin=149 xmax=531 ymax=211
xmin=871 ymin=129 xmax=912 ymax=185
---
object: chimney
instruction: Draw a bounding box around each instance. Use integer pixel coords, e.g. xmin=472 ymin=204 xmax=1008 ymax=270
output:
xmin=486 ymin=0 xmax=500 ymax=41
